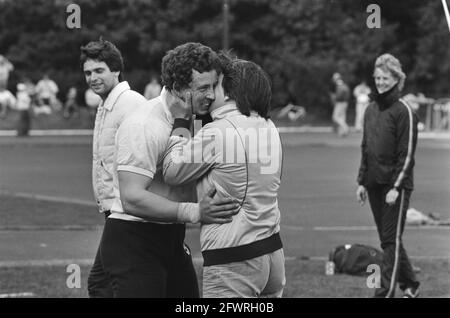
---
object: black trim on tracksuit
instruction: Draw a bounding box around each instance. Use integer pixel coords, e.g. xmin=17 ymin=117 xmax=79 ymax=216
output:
xmin=357 ymin=85 xmax=420 ymax=297
xmin=202 ymin=233 xmax=283 ymax=267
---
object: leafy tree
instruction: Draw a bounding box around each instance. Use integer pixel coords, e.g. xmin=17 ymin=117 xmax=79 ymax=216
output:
xmin=0 ymin=0 xmax=447 ymax=117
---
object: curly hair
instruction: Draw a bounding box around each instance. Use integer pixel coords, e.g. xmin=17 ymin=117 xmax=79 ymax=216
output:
xmin=161 ymin=42 xmax=221 ymax=91
xmin=219 ymin=53 xmax=272 ymax=119
xmin=374 ymin=53 xmax=406 ymax=91
xmin=80 ymin=38 xmax=124 ymax=80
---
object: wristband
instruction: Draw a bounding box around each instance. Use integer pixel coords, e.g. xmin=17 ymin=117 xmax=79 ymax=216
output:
xmin=177 ymin=202 xmax=200 ymax=224
xmin=171 ymin=118 xmax=191 ymax=135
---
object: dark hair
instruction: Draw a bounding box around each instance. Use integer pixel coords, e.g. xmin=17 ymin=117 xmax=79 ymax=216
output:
xmin=80 ymin=38 xmax=124 ymax=81
xmin=219 ymin=53 xmax=272 ymax=119
xmin=161 ymin=42 xmax=221 ymax=91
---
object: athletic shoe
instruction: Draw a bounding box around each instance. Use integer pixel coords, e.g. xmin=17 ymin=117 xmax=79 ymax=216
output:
xmin=403 ymin=287 xmax=420 ymax=298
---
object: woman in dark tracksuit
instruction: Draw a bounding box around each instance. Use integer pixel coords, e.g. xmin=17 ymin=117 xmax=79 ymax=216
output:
xmin=356 ymin=54 xmax=421 ymax=298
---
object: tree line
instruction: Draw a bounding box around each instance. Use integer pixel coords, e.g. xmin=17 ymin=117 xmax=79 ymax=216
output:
xmin=0 ymin=0 xmax=448 ymax=118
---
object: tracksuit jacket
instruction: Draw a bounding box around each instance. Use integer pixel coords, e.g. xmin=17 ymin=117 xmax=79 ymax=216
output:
xmin=357 ymin=85 xmax=418 ymax=190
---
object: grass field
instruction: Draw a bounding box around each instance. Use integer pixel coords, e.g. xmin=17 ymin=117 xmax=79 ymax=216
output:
xmin=0 ymin=132 xmax=449 ymax=298
xmin=2 ymin=259 xmax=449 ymax=298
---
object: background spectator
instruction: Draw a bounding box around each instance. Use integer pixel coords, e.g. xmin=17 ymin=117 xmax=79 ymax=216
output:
xmin=15 ymin=83 xmax=31 ymax=136
xmin=35 ymin=74 xmax=59 ymax=114
xmin=85 ymin=88 xmax=101 ymax=125
xmin=143 ymin=74 xmax=162 ymax=100
xmin=0 ymin=87 xmax=16 ymax=118
xmin=353 ymin=81 xmax=371 ymax=132
xmin=63 ymin=87 xmax=80 ymax=119
xmin=330 ymin=73 xmax=350 ymax=137
xmin=0 ymin=55 xmax=14 ymax=90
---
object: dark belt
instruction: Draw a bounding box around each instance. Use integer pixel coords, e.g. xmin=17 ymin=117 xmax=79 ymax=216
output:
xmin=202 ymin=232 xmax=283 ymax=267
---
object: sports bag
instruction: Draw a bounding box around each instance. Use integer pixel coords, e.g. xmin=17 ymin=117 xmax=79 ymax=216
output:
xmin=329 ymin=244 xmax=383 ymax=276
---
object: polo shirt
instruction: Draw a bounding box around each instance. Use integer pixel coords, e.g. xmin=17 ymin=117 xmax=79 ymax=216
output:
xmin=109 ymin=88 xmax=196 ymax=222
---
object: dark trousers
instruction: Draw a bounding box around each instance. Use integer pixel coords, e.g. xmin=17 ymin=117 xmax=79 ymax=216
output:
xmin=99 ymin=218 xmax=199 ymax=298
xmin=88 ymin=212 xmax=113 ymax=298
xmin=367 ymin=186 xmax=420 ymax=298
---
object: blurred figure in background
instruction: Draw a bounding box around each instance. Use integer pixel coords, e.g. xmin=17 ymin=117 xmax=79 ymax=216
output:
xmin=330 ymin=72 xmax=350 ymax=137
xmin=0 ymin=87 xmax=16 ymax=118
xmin=85 ymin=87 xmax=101 ymax=125
xmin=15 ymin=83 xmax=31 ymax=136
xmin=353 ymin=80 xmax=371 ymax=132
xmin=0 ymin=55 xmax=14 ymax=90
xmin=63 ymin=86 xmax=80 ymax=119
xmin=143 ymin=73 xmax=162 ymax=100
xmin=23 ymin=78 xmax=37 ymax=107
xmin=35 ymin=73 xmax=59 ymax=114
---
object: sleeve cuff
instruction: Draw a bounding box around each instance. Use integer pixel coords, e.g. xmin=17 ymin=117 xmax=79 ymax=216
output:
xmin=117 ymin=165 xmax=154 ymax=179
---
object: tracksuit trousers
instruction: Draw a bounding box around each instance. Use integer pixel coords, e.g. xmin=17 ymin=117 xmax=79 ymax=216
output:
xmin=367 ymin=185 xmax=420 ymax=298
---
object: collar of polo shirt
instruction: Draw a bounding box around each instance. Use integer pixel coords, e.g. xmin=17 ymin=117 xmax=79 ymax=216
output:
xmin=159 ymin=86 xmax=175 ymax=124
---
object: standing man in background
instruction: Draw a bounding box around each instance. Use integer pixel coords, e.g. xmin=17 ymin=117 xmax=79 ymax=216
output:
xmin=35 ymin=73 xmax=59 ymax=112
xmin=80 ymin=38 xmax=148 ymax=297
xmin=15 ymin=83 xmax=31 ymax=136
xmin=353 ymin=80 xmax=371 ymax=132
xmin=330 ymin=72 xmax=350 ymax=137
xmin=0 ymin=86 xmax=16 ymax=118
xmin=0 ymin=55 xmax=14 ymax=90
xmin=85 ymin=87 xmax=102 ymax=126
xmin=144 ymin=73 xmax=162 ymax=100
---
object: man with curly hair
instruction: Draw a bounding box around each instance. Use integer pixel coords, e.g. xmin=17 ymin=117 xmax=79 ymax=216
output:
xmin=162 ymin=54 xmax=285 ymax=298
xmin=103 ymin=42 xmax=239 ymax=297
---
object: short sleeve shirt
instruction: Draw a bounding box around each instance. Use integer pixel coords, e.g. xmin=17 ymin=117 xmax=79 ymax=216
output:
xmin=109 ymin=88 xmax=196 ymax=222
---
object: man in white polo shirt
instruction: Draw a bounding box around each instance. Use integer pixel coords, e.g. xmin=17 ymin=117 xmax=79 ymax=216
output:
xmin=80 ymin=39 xmax=148 ymax=298
xmin=163 ymin=56 xmax=285 ymax=298
xmin=100 ymin=42 xmax=240 ymax=298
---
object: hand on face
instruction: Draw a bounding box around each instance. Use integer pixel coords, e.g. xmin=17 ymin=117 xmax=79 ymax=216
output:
xmin=167 ymin=89 xmax=193 ymax=119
